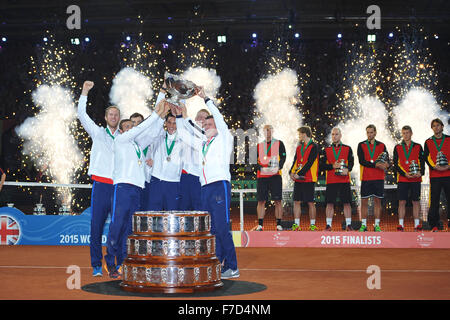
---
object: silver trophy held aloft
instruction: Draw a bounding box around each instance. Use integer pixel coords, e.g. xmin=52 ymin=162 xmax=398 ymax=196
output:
xmin=375 ymin=151 xmax=389 ymax=164
xmin=408 ymin=160 xmax=419 ymax=175
xmin=334 ymin=159 xmax=346 ymax=175
xmin=164 ymin=72 xmax=197 ymax=106
xmin=436 ymin=151 xmax=448 ymax=167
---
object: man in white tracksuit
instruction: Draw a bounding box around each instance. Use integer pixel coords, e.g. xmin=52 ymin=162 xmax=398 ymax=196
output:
xmin=174 ymin=88 xmax=239 ymax=279
xmin=104 ymin=100 xmax=168 ymax=278
xmin=78 ymin=80 xmax=120 ymax=277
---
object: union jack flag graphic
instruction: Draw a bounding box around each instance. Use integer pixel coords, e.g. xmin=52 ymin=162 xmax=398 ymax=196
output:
xmin=0 ymin=215 xmax=21 ymax=245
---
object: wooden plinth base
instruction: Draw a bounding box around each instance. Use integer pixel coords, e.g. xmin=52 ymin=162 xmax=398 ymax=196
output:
xmin=119 ymin=281 xmax=224 ymax=294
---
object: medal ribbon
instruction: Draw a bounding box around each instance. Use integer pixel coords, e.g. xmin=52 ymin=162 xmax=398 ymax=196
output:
xmin=106 ymin=127 xmax=115 ymax=140
xmin=165 ymin=133 xmax=177 ymax=157
xmin=401 ymin=141 xmax=414 ymax=162
xmin=143 ymin=146 xmax=148 ymax=157
xmin=300 ymin=139 xmax=313 ymax=158
xmin=366 ymin=140 xmax=376 ymax=160
xmin=332 ymin=142 xmax=342 ymax=161
xmin=265 ymin=139 xmax=275 ymax=156
xmin=202 ymin=137 xmax=216 ymax=159
xmin=132 ymin=142 xmax=141 ymax=160
xmin=432 ymin=135 xmax=445 ymax=152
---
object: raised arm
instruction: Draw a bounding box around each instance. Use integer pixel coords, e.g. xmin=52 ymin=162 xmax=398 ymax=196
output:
xmin=117 ymin=100 xmax=167 ymax=143
xmin=195 ymin=87 xmax=230 ymax=136
xmin=134 ymin=91 xmax=168 ymax=147
xmin=77 ymin=81 xmax=101 ymax=138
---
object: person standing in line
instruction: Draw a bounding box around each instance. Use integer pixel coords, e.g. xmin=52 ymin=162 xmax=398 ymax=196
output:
xmin=255 ymin=125 xmax=286 ymax=231
xmin=289 ymin=126 xmax=320 ymax=231
xmin=357 ymin=124 xmax=389 ymax=232
xmin=423 ymin=118 xmax=450 ymax=231
xmin=320 ymin=127 xmax=355 ymax=231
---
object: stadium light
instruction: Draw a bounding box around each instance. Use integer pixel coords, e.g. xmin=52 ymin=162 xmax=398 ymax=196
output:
xmin=252 ymin=33 xmax=257 ymax=38
xmin=217 ymin=35 xmax=227 ymax=43
xmin=294 ymin=33 xmax=300 ymax=39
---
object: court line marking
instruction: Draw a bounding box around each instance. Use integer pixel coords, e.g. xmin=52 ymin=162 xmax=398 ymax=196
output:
xmin=241 ymin=268 xmax=450 ymax=273
xmin=0 ymin=266 xmax=449 ymax=273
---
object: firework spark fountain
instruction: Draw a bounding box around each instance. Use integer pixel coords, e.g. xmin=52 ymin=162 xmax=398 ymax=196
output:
xmin=253 ymin=68 xmax=303 ymax=187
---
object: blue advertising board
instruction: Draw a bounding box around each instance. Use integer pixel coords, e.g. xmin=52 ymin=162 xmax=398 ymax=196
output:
xmin=0 ymin=206 xmax=109 ymax=245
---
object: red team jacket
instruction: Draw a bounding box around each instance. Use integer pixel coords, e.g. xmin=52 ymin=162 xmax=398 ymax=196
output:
xmin=424 ymin=134 xmax=450 ymax=179
xmin=321 ymin=143 xmax=354 ymax=184
xmin=290 ymin=141 xmax=319 ymax=183
xmin=393 ymin=142 xmax=424 ymax=183
xmin=357 ymin=140 xmax=388 ymax=181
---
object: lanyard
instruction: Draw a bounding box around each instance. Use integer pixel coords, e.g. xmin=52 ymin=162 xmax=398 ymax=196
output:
xmin=202 ymin=137 xmax=216 ymax=158
xmin=332 ymin=142 xmax=342 ymax=161
xmin=143 ymin=146 xmax=148 ymax=157
xmin=366 ymin=140 xmax=376 ymax=160
xmin=165 ymin=133 xmax=177 ymax=156
xmin=132 ymin=142 xmax=141 ymax=159
xmin=401 ymin=141 xmax=414 ymax=161
xmin=300 ymin=139 xmax=312 ymax=158
xmin=265 ymin=139 xmax=275 ymax=155
xmin=432 ymin=135 xmax=445 ymax=152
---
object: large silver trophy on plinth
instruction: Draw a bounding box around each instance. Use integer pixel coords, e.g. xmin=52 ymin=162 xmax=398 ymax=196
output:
xmin=164 ymin=72 xmax=197 ymax=106
xmin=408 ymin=160 xmax=420 ymax=175
xmin=436 ymin=151 xmax=448 ymax=167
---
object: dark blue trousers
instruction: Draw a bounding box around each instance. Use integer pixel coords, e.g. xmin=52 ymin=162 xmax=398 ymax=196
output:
xmin=89 ymin=181 xmax=113 ymax=268
xmin=105 ymin=183 xmax=141 ymax=268
xmin=179 ymin=173 xmax=202 ymax=210
xmin=201 ymin=180 xmax=237 ymax=271
xmin=145 ymin=176 xmax=181 ymax=211
xmin=140 ymin=181 xmax=151 ymax=211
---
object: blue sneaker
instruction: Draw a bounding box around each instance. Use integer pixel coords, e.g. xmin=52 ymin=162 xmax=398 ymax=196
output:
xmin=92 ymin=266 xmax=103 ymax=277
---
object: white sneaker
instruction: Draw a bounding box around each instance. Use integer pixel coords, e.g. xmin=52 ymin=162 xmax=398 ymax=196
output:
xmin=255 ymin=225 xmax=263 ymax=231
xmin=221 ymin=268 xmax=240 ymax=279
xmin=276 ymin=225 xmax=283 ymax=231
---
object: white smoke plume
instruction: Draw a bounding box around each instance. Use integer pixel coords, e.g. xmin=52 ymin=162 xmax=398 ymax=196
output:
xmin=181 ymin=67 xmax=222 ymax=119
xmin=15 ymin=84 xmax=83 ymax=204
xmin=334 ymin=95 xmax=397 ymax=185
xmin=253 ymin=68 xmax=302 ymax=187
xmin=109 ymin=67 xmax=154 ymax=119
xmin=393 ymin=87 xmax=449 ymax=142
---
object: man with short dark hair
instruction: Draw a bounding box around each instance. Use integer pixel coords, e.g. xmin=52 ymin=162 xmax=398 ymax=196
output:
xmin=143 ymin=111 xmax=184 ymax=211
xmin=393 ymin=126 xmax=425 ymax=231
xmin=423 ymin=118 xmax=450 ymax=231
xmin=290 ymin=126 xmax=319 ymax=231
xmin=357 ymin=124 xmax=389 ymax=232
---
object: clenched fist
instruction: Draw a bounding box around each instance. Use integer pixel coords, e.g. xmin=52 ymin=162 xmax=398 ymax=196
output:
xmin=82 ymin=81 xmax=94 ymax=96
